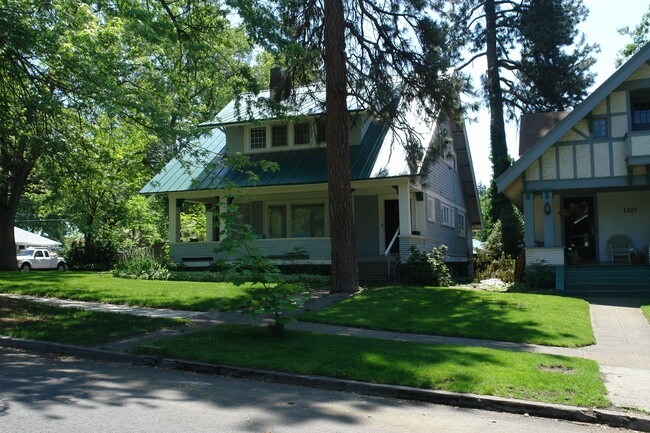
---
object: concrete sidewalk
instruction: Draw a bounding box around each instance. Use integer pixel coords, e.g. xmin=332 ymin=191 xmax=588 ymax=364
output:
xmin=2 ymin=292 xmax=649 ymax=411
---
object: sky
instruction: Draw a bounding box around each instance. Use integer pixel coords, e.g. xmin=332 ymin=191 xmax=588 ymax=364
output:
xmin=464 ymin=0 xmax=650 ymax=186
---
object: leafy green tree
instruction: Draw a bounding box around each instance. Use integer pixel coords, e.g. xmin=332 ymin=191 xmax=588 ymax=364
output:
xmin=0 ymin=0 xmax=255 ymax=270
xmin=228 ymin=0 xmax=460 ymax=292
xmin=448 ymin=0 xmax=596 ymax=256
xmin=617 ymin=7 xmax=650 ymax=66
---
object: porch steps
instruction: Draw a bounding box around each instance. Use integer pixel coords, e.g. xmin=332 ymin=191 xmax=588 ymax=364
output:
xmin=564 ymin=265 xmax=650 ymax=296
xmin=357 ymin=257 xmax=399 ymax=283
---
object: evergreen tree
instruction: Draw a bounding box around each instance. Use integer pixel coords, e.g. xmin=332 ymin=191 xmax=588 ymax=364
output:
xmin=228 ymin=0 xmax=460 ymax=292
xmin=617 ymin=7 xmax=650 ymax=67
xmin=449 ymin=0 xmax=596 ymax=257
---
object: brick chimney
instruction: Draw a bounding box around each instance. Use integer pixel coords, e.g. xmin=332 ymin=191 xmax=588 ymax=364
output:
xmin=269 ymin=66 xmax=290 ymax=102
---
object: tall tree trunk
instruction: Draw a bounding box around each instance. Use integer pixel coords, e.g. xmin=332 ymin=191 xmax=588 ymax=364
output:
xmin=0 ymin=157 xmax=32 ymax=271
xmin=484 ymin=0 xmax=520 ymax=257
xmin=324 ymin=0 xmax=358 ymax=292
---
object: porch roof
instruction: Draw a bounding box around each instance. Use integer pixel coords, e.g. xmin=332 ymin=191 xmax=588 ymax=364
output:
xmin=140 ymin=121 xmax=391 ymax=193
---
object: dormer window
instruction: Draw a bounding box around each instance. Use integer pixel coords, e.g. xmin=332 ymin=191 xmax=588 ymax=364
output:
xmin=631 ymin=89 xmax=650 ymax=131
xmin=294 ymin=123 xmax=311 ymax=146
xmin=250 ymin=127 xmax=267 ymax=149
xmin=317 ymin=119 xmax=327 ymax=143
xmin=272 ymin=125 xmax=287 ymax=147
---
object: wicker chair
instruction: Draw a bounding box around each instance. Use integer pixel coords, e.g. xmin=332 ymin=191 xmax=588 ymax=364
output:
xmin=608 ymin=235 xmax=632 ymax=262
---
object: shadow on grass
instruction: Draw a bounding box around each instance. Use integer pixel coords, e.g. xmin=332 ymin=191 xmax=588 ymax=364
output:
xmin=299 ymin=285 xmax=594 ymax=347
xmin=0 ymin=272 xmax=253 ymax=312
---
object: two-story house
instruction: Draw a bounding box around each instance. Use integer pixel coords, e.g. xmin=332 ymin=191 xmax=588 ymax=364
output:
xmin=142 ymin=79 xmax=482 ymax=280
xmin=497 ymin=43 xmax=650 ymax=295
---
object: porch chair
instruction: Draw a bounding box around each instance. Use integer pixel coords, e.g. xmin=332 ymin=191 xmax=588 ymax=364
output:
xmin=607 ymin=234 xmax=632 ymax=263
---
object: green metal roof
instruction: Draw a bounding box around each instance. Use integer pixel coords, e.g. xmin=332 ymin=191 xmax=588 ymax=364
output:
xmin=140 ymin=121 xmax=389 ymax=194
xmin=200 ymin=86 xmax=364 ymax=128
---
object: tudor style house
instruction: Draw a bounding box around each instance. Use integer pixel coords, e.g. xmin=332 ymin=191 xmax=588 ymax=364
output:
xmin=497 ymin=43 xmax=650 ymax=294
xmin=142 ymin=78 xmax=482 ymax=280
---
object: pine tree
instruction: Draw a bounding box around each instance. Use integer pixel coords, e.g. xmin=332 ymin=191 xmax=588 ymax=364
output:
xmin=449 ymin=0 xmax=596 ymax=257
xmin=229 ymin=0 xmax=460 ymax=292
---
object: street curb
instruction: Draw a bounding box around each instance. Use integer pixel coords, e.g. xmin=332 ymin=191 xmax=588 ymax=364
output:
xmin=0 ymin=336 xmax=157 ymax=366
xmin=2 ymin=337 xmax=648 ymax=432
xmin=162 ymin=358 xmax=650 ymax=432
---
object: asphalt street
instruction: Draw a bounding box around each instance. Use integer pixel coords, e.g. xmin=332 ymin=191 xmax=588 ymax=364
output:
xmin=0 ymin=348 xmax=641 ymax=433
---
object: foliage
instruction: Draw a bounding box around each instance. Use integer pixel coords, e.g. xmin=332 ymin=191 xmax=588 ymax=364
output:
xmin=641 ymin=301 xmax=650 ymax=324
xmin=180 ymin=202 xmax=207 ymax=243
xmin=299 ymin=285 xmax=596 ymax=347
xmin=523 ymin=261 xmax=556 ymax=291
xmin=475 ymin=252 xmax=516 ymax=284
xmin=446 ymin=0 xmax=596 ymax=257
xmin=113 ymin=249 xmax=170 ymax=281
xmin=214 ymin=197 xmax=312 ymax=337
xmin=66 ymin=237 xmax=119 ymax=271
xmin=0 ymin=0 xmax=257 ymax=270
xmin=617 ymin=7 xmax=650 ymax=67
xmin=153 ymin=324 xmax=609 ymax=407
xmin=399 ymin=246 xmax=452 ymax=287
xmin=0 ymin=297 xmax=187 ymax=346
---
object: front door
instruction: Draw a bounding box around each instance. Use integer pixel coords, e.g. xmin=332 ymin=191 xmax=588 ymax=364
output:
xmin=384 ymin=199 xmax=400 ymax=254
xmin=562 ymin=197 xmax=596 ymax=263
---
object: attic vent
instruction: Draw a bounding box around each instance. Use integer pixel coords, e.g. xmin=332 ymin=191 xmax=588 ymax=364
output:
xmin=269 ymin=66 xmax=291 ymax=102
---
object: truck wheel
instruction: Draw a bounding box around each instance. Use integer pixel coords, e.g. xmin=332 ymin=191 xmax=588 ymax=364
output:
xmin=20 ymin=263 xmax=31 ymax=272
xmin=56 ymin=263 xmax=66 ymax=271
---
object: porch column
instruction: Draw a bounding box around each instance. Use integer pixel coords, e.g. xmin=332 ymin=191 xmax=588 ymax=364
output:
xmin=205 ymin=204 xmax=215 ymax=242
xmin=523 ymin=192 xmax=535 ymax=248
xmin=168 ymin=197 xmax=182 ymax=243
xmin=398 ymin=181 xmax=412 ymax=236
xmin=543 ymin=191 xmax=555 ymax=247
xmin=219 ymin=197 xmax=228 ymax=240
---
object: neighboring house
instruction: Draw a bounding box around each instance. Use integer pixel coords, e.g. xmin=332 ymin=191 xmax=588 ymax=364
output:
xmin=142 ymin=80 xmax=482 ymax=280
xmin=496 ymin=43 xmax=650 ymax=294
xmin=14 ymin=227 xmax=62 ymax=253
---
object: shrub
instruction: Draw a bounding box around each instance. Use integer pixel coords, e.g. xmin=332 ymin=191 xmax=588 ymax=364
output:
xmin=66 ymin=237 xmax=119 ymax=270
xmin=113 ymin=249 xmax=170 ymax=280
xmin=475 ymin=251 xmax=516 ymax=283
xmin=524 ymin=261 xmax=556 ymax=291
xmin=399 ymin=245 xmax=452 ymax=286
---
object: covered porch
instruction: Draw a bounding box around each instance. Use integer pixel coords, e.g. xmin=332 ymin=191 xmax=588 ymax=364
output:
xmin=165 ymin=176 xmax=427 ymax=273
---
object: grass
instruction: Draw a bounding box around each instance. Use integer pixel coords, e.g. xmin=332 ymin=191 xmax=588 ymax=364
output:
xmin=642 ymin=301 xmax=650 ymax=323
xmin=0 ymin=271 xmax=257 ymax=311
xmin=149 ymin=324 xmax=609 ymax=408
xmin=299 ymin=285 xmax=595 ymax=347
xmin=0 ymin=297 xmax=187 ymax=346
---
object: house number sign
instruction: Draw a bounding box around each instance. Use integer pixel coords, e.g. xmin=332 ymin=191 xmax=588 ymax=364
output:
xmin=623 ymin=207 xmax=637 ymax=213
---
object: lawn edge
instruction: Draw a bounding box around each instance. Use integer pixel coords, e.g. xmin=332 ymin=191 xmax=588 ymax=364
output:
xmin=1 ymin=336 xmax=648 ymax=432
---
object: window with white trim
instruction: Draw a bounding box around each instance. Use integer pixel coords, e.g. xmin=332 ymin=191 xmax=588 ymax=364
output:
xmin=441 ymin=203 xmax=454 ymax=228
xmin=457 ymin=211 xmax=466 ymax=237
xmin=272 ymin=125 xmax=288 ymax=147
xmin=427 ymin=197 xmax=435 ymax=222
xmin=294 ymin=122 xmax=311 ymax=145
xmin=250 ymin=127 xmax=267 ymax=149
xmin=267 ymin=202 xmax=326 ymax=239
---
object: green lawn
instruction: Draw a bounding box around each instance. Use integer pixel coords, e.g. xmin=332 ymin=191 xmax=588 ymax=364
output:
xmin=0 ymin=271 xmax=255 ymax=311
xmin=150 ymin=324 xmax=609 ymax=407
xmin=299 ymin=285 xmax=595 ymax=347
xmin=642 ymin=301 xmax=650 ymax=323
xmin=0 ymin=297 xmax=187 ymax=346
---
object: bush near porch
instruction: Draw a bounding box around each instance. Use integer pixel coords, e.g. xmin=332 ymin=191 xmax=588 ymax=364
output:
xmin=298 ymin=286 xmax=595 ymax=347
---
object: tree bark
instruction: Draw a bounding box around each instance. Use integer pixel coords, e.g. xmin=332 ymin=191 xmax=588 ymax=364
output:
xmin=484 ymin=0 xmax=520 ymax=257
xmin=0 ymin=156 xmax=32 ymax=271
xmin=324 ymin=0 xmax=358 ymax=292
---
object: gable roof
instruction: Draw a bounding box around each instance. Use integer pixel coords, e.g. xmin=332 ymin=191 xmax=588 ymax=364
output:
xmin=497 ymin=42 xmax=650 ymax=194
xmin=14 ymin=227 xmax=61 ymax=247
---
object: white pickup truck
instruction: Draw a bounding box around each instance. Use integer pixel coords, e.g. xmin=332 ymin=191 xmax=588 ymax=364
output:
xmin=16 ymin=248 xmax=66 ymax=271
